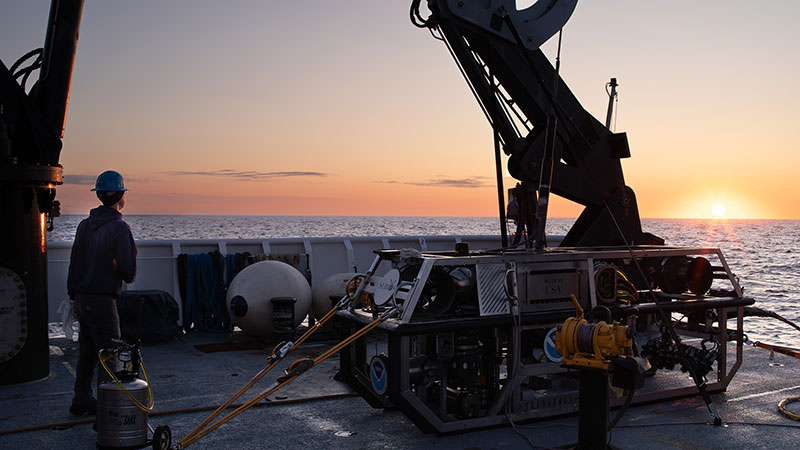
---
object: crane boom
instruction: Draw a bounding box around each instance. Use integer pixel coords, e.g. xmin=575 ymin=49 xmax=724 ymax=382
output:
xmin=416 ymin=0 xmax=662 ymax=248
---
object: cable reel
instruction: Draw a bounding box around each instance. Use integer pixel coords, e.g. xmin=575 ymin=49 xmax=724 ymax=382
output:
xmin=555 ymin=295 xmax=633 ymax=370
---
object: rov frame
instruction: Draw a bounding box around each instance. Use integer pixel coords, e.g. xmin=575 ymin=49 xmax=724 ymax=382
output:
xmin=335 ymin=246 xmax=753 ymax=433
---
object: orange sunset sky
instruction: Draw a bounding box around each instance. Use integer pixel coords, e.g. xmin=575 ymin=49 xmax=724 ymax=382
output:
xmin=3 ymin=1 xmax=798 ymax=219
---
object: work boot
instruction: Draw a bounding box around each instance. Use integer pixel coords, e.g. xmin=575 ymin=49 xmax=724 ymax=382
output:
xmin=69 ymin=397 xmax=97 ymax=416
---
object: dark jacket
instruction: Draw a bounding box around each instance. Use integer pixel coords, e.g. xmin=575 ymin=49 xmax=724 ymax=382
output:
xmin=67 ymin=206 xmax=137 ymax=299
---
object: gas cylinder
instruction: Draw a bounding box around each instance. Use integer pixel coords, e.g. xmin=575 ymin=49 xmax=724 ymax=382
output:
xmin=96 ymin=374 xmax=149 ymax=449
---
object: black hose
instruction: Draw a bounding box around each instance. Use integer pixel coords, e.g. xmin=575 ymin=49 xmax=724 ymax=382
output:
xmin=0 ymin=392 xmax=359 ymax=436
xmin=741 ymin=307 xmax=800 ymax=334
xmin=608 ymin=388 xmax=635 ymax=430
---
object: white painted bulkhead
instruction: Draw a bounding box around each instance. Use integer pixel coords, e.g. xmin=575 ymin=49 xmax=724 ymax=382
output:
xmin=46 ymin=235 xmax=511 ymax=324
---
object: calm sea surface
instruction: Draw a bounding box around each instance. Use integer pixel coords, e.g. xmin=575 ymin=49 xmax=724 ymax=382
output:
xmin=50 ymin=215 xmax=800 ymax=349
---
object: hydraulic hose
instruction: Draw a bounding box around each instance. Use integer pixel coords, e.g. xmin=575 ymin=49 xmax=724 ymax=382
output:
xmin=741 ymin=306 xmax=800 ymax=333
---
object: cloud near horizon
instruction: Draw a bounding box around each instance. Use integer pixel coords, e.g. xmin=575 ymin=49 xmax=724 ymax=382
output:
xmin=62 ymin=174 xmax=99 ymax=186
xmin=165 ymin=169 xmax=328 ymax=180
xmin=62 ymin=174 xmax=150 ymax=186
xmin=376 ymin=177 xmax=491 ymax=188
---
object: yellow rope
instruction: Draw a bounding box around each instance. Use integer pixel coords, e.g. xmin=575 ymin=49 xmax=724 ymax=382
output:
xmin=179 ymin=314 xmax=387 ymax=449
xmin=177 ymin=359 xmax=282 ymax=445
xmin=178 ymin=301 xmax=348 ymax=447
xmin=778 ymin=396 xmax=800 ymax=421
xmin=753 ymin=341 xmax=800 ymax=360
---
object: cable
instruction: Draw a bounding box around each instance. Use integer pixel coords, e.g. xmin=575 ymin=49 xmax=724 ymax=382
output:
xmin=613 ymin=421 xmax=800 ymax=429
xmin=778 ymin=397 xmax=800 ymax=421
xmin=742 ymin=306 xmax=800 ymax=334
xmin=502 ymin=267 xmax=542 ymax=448
xmin=608 ymin=388 xmax=635 ymax=430
xmin=0 ymin=392 xmax=358 ymax=437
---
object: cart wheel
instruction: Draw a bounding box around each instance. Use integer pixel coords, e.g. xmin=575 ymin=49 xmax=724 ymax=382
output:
xmin=152 ymin=425 xmax=171 ymax=450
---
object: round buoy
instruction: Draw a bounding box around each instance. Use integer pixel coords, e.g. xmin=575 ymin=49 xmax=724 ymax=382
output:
xmin=311 ymin=272 xmax=358 ymax=322
xmin=226 ymin=261 xmax=311 ymax=337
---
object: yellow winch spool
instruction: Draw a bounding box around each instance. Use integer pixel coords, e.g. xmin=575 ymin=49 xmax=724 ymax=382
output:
xmin=555 ymin=295 xmax=632 ymax=370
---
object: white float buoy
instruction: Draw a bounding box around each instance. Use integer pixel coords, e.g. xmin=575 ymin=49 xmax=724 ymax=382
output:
xmin=311 ymin=272 xmax=358 ymax=322
xmin=226 ymin=261 xmax=311 ymax=337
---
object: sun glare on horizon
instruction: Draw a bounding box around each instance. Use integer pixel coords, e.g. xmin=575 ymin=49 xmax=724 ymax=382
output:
xmin=711 ymin=203 xmax=727 ymax=218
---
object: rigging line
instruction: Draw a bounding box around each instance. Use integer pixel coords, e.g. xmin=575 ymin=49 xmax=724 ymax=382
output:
xmin=438 ymin=15 xmax=533 ymax=145
xmin=490 ymin=52 xmax=510 ymax=248
xmin=473 ymin=50 xmax=530 ymax=135
xmin=532 ymin=27 xmax=564 ymax=250
xmin=500 ymin=13 xmax=597 ymax=162
xmin=439 ymin=30 xmax=508 ymax=146
xmin=180 ymin=299 xmax=348 ymax=445
xmin=181 ymin=313 xmax=391 ymax=448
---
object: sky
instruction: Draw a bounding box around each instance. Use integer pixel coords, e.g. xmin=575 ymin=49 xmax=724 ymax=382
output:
xmin=2 ymin=0 xmax=798 ymax=219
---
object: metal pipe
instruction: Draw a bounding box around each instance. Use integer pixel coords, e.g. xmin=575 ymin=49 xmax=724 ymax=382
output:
xmin=493 ymin=129 xmax=509 ymax=247
xmin=34 ymin=0 xmax=85 ymax=143
xmin=605 ymin=78 xmax=618 ymax=130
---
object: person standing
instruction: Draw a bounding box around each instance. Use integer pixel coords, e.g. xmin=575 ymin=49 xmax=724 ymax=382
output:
xmin=67 ymin=170 xmax=137 ymax=416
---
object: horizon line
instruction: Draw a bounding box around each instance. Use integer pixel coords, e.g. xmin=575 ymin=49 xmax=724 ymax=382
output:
xmin=54 ymin=213 xmax=797 ymax=221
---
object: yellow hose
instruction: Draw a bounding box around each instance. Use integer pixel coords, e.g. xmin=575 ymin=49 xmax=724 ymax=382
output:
xmin=98 ymin=349 xmax=154 ymax=412
xmin=778 ymin=396 xmax=800 ymax=421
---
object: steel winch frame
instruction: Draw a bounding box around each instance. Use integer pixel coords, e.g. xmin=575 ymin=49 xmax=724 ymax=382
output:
xmin=335 ymin=245 xmax=754 ymax=433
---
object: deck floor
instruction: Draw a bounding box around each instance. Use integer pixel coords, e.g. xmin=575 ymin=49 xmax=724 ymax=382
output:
xmin=1 ymin=331 xmax=799 ymax=450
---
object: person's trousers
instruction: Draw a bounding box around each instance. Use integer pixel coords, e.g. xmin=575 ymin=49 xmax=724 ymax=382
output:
xmin=73 ymin=294 xmax=121 ymax=404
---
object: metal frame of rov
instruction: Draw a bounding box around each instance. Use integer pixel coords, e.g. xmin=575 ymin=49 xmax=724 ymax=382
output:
xmin=335 ymin=246 xmax=753 ymax=433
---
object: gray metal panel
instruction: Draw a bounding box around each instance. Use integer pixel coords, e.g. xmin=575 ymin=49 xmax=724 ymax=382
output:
xmin=476 ymin=263 xmax=510 ymax=316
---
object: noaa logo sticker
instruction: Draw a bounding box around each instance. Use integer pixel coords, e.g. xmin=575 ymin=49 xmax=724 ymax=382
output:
xmin=369 ymin=356 xmax=388 ymax=395
xmin=543 ymin=327 xmax=562 ymax=362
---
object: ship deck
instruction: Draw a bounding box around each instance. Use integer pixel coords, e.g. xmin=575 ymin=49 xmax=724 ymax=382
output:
xmin=1 ymin=330 xmax=799 ymax=450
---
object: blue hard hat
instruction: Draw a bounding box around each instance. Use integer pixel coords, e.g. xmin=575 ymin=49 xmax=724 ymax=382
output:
xmin=91 ymin=170 xmax=128 ymax=192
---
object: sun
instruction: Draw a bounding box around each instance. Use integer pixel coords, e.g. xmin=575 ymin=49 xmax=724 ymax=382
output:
xmin=711 ymin=203 xmax=727 ymax=217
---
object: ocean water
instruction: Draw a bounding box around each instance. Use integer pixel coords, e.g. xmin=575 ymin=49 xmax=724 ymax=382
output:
xmin=49 ymin=215 xmax=800 ymax=349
